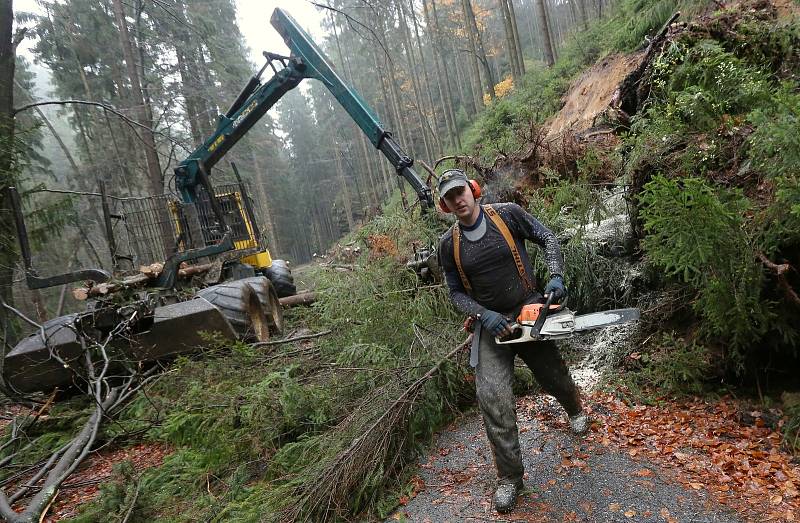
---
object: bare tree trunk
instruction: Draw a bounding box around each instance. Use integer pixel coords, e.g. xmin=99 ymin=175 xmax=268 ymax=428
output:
xmin=0 ymin=0 xmax=20 ymax=343
xmin=523 ymin=0 xmax=537 ymax=50
xmin=249 ymin=147 xmax=279 ymax=253
xmin=395 ymin=0 xmax=433 ymax=163
xmin=577 ymin=0 xmax=589 ymax=30
xmin=111 ymin=0 xmax=163 ymax=196
xmin=407 ymin=0 xmax=443 ymax=155
xmin=549 ymin=0 xmax=563 ymax=54
xmin=333 ymin=135 xmax=354 ymax=231
xmin=450 ymin=38 xmax=475 ymax=118
xmin=458 ymin=0 xmax=486 ymax=111
xmin=464 ymin=0 xmax=496 ymax=99
xmin=499 ymin=0 xmax=521 ymax=81
xmin=176 ymin=48 xmax=204 ymax=145
xmin=331 ymin=13 xmax=381 ymax=208
xmin=423 ymin=0 xmax=460 ymax=150
xmin=535 ymin=0 xmax=556 ymax=66
xmin=508 ymin=0 xmax=526 ymax=74
xmin=372 ymin=48 xmax=396 ymax=199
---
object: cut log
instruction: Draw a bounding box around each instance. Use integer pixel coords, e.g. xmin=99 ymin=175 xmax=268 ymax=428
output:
xmin=71 ymin=288 xmax=89 ymax=301
xmin=139 ymin=262 xmax=164 ymax=277
xmin=278 ymin=292 xmax=316 ymax=308
xmin=178 ymin=262 xmax=214 ymax=277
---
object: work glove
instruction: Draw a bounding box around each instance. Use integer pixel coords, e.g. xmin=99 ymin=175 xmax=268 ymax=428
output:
xmin=478 ymin=309 xmax=512 ymax=337
xmin=544 ymin=275 xmax=567 ymax=303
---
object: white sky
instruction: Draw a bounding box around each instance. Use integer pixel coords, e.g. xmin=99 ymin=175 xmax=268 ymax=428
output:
xmin=237 ymin=1 xmax=326 ymax=63
xmin=14 ymin=0 xmax=327 ymax=67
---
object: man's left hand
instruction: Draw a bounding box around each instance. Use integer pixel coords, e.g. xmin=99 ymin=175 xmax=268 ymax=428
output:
xmin=544 ymin=275 xmax=566 ymax=303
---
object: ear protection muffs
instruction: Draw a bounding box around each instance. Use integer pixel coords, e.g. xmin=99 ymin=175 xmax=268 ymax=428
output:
xmin=438 ymin=179 xmax=482 ymax=213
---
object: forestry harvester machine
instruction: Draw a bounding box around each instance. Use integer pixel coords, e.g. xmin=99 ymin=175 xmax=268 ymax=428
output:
xmin=3 ymin=8 xmax=434 ymax=395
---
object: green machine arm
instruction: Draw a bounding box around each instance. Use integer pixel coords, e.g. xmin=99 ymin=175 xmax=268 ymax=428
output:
xmin=271 ymin=8 xmax=433 ymax=208
xmin=174 ymin=8 xmax=433 ymax=209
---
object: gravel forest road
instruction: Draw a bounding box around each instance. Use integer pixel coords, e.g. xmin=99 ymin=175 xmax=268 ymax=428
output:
xmin=389 ymin=394 xmax=743 ymax=523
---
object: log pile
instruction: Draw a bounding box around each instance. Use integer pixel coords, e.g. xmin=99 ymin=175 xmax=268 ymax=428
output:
xmin=71 ymin=262 xmax=214 ymax=300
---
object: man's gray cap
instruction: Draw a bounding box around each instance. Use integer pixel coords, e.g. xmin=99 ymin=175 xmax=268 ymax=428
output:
xmin=437 ymin=169 xmax=469 ymax=197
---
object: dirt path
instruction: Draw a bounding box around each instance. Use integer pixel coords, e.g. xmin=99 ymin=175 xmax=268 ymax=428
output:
xmin=390 ymin=395 xmax=743 ymax=523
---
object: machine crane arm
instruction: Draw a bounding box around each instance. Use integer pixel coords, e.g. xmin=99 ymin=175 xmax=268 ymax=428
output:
xmin=175 ymin=8 xmax=433 ymax=209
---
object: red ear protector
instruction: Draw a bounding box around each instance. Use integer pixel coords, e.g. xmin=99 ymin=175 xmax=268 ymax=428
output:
xmin=438 ymin=180 xmax=482 ymax=213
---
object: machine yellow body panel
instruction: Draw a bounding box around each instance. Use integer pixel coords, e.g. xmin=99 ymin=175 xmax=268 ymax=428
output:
xmin=241 ymin=250 xmax=272 ymax=270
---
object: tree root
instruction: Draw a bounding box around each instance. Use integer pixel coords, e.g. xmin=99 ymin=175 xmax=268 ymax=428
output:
xmin=757 ymin=252 xmax=800 ymax=306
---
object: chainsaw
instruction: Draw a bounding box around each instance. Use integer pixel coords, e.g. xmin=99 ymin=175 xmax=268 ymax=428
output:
xmin=494 ymin=294 xmax=640 ymax=344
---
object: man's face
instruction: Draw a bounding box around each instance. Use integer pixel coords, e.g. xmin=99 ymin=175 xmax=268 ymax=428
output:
xmin=443 ymin=185 xmax=478 ymax=223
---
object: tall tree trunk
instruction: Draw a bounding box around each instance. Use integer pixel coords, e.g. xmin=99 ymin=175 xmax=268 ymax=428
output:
xmin=460 ymin=0 xmax=490 ymax=106
xmin=523 ymin=0 xmax=537 ymax=50
xmin=466 ymin=0 xmax=496 ymax=99
xmin=249 ymin=147 xmax=279 ymax=253
xmin=535 ymin=0 xmax=555 ymax=66
xmin=499 ymin=0 xmax=521 ymax=81
xmin=448 ymin=39 xmax=473 ymax=119
xmin=372 ymin=48 xmax=396 ymax=198
xmin=577 ymin=0 xmax=589 ymax=30
xmin=332 ymin=136 xmax=354 ymax=232
xmin=395 ymin=0 xmax=433 ymax=162
xmin=331 ymin=13 xmax=380 ymax=208
xmin=408 ymin=0 xmax=443 ymax=155
xmin=50 ymin=8 xmax=102 ymax=183
xmin=549 ymin=0 xmax=563 ymax=54
xmin=111 ymin=0 xmax=162 ymax=196
xmin=422 ymin=0 xmax=461 ymax=149
xmin=508 ymin=0 xmax=526 ymax=74
xmin=0 ymin=0 xmax=17 ymax=340
xmin=384 ymin=52 xmax=410 ymax=207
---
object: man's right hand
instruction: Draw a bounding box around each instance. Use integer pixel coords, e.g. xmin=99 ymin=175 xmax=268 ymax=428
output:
xmin=478 ymin=309 xmax=513 ymax=337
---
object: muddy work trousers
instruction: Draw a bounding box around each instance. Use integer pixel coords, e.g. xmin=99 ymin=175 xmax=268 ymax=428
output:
xmin=476 ymin=329 xmax=582 ymax=485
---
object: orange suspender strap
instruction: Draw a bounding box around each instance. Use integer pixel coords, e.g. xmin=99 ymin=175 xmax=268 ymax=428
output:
xmin=452 ymin=224 xmax=472 ymax=294
xmin=451 ymin=205 xmax=534 ymax=295
xmin=483 ymin=205 xmax=534 ymax=293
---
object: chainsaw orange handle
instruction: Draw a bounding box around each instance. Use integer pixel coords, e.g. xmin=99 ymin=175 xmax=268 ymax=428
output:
xmin=530 ymin=293 xmax=556 ymax=338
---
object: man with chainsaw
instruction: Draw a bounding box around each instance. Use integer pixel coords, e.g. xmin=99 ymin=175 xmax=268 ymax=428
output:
xmin=437 ymin=168 xmax=589 ymax=514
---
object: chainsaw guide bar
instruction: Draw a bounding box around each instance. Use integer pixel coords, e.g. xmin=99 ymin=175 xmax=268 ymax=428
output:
xmin=495 ymin=307 xmax=640 ymax=344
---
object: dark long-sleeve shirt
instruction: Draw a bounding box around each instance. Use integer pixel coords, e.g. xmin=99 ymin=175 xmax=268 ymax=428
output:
xmin=438 ymin=203 xmax=564 ymax=317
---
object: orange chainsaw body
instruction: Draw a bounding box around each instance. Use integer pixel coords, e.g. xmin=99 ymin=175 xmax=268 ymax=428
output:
xmin=517 ymin=303 xmax=562 ymax=323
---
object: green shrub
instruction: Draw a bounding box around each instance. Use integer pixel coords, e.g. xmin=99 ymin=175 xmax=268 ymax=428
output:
xmin=620 ymin=332 xmax=712 ymax=400
xmin=639 ymin=176 xmax=773 ymax=367
xmin=649 ymin=40 xmax=772 ymax=131
xmin=746 ymin=86 xmax=800 ymax=179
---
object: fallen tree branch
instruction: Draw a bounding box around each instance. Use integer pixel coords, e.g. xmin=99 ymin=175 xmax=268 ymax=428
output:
xmin=346 ymin=335 xmax=470 ymax=452
xmin=757 ymin=252 xmax=800 ymax=306
xmin=282 ymin=334 xmax=472 ymax=521
xmin=251 ymin=329 xmax=332 ymax=347
xmin=120 ymin=479 xmax=141 ymax=523
xmin=0 ymin=309 xmax=146 ymax=523
xmin=375 ymin=284 xmax=443 ymax=296
xmin=12 ymin=100 xmax=192 ymax=156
